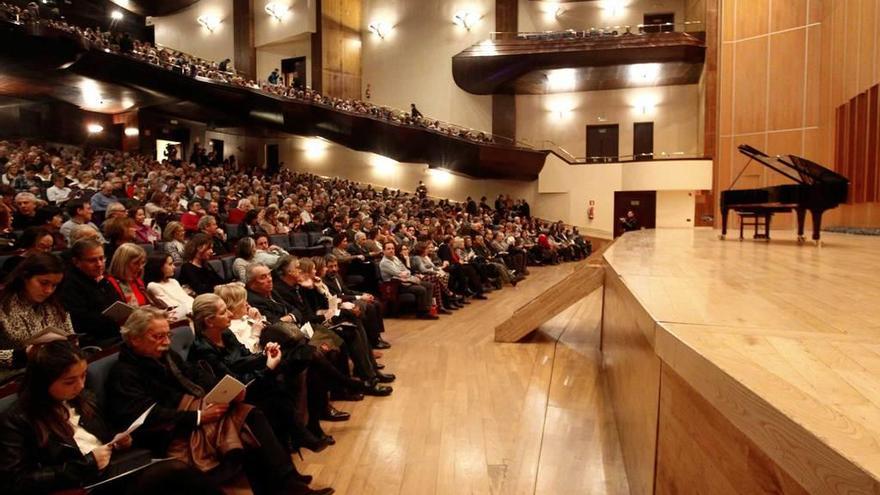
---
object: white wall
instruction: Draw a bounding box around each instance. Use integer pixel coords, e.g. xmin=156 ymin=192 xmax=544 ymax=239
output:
xmin=256 ymin=36 xmax=312 ymax=86
xmin=152 ymin=0 xmax=234 ymax=66
xmin=361 ymin=0 xmax=494 ymax=133
xmin=656 ymin=190 xmax=696 ymax=228
xmin=536 ymin=154 xmax=711 ymax=237
xmin=254 ymin=0 xmax=316 ymax=48
xmin=518 ymin=0 xmax=689 ymax=33
xmin=517 ymin=84 xmax=701 ymax=160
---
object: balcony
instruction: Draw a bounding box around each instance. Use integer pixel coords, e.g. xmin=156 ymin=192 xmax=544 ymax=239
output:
xmin=453 ymin=23 xmax=706 ymax=95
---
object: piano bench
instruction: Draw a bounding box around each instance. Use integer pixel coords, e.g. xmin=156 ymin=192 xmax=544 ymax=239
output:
xmin=737 ymin=212 xmax=772 ymax=240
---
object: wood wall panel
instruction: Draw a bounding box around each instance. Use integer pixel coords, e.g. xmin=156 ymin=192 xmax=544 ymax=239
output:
xmin=655 ymin=364 xmax=810 ymax=495
xmin=600 ymin=267 xmax=661 ymax=495
xmin=834 ymin=81 xmax=880 ymax=205
xmin=232 ymin=0 xmax=256 ymax=80
xmin=317 ymin=0 xmax=361 ymax=100
xmin=768 ymin=29 xmax=806 ymax=130
xmin=732 ymin=37 xmax=769 ymax=134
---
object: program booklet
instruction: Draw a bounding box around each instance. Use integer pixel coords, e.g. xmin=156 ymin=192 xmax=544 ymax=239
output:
xmin=204 ymin=375 xmax=253 ymax=404
xmin=101 ymin=301 xmax=135 ymax=325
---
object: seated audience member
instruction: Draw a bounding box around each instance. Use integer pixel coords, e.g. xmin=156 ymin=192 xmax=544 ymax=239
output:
xmin=178 ymin=233 xmax=223 ymax=295
xmin=102 ymin=216 xmax=137 ymax=263
xmin=323 ymin=255 xmax=389 ymax=349
xmin=58 ymin=239 xmax=123 ymax=347
xmin=226 ymin=198 xmax=252 ymax=225
xmin=59 ymin=199 xmax=103 ymax=245
xmin=213 ymin=282 xmax=264 ymax=352
xmin=398 ymin=244 xmax=449 ymax=315
xmin=259 ymin=206 xmax=288 ymax=235
xmin=0 ymin=340 xmax=208 ymax=495
xmin=378 ymin=242 xmax=439 ymax=319
xmin=162 ymin=221 xmax=186 ymax=265
xmin=438 ymin=236 xmax=486 ymax=299
xmin=89 ymin=181 xmax=117 ymax=220
xmin=0 ymin=253 xmax=73 ymax=370
xmin=180 ymin=201 xmax=204 ymax=233
xmin=409 ymin=241 xmax=463 ymax=312
xmin=198 ymin=215 xmax=228 ymax=255
xmin=131 ymin=206 xmax=160 ymax=244
xmin=106 ymin=307 xmax=333 ymax=495
xmin=233 ymin=235 xmax=284 ymax=282
xmin=12 ymin=192 xmax=42 ymax=231
xmin=145 ymin=253 xmax=194 ymax=321
xmin=105 ymin=243 xmax=149 ymax=308
xmin=104 ymin=202 xmax=128 ymax=221
xmin=0 ymin=226 xmax=54 ymax=278
xmin=45 ymin=174 xmax=71 ymax=205
xmin=38 ymin=206 xmax=67 ymax=251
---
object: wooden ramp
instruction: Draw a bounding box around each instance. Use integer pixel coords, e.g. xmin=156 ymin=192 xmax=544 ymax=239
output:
xmin=495 ymin=261 xmax=605 ymax=343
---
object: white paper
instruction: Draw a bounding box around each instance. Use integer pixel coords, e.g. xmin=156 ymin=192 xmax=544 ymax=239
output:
xmin=204 ymin=375 xmax=246 ymax=404
xmin=101 ymin=301 xmax=135 ymax=324
xmin=125 ymin=404 xmax=155 ymax=435
xmin=300 ymin=322 xmax=314 ymax=339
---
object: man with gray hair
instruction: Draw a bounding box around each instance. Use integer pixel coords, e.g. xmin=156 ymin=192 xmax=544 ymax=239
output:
xmin=108 ymin=307 xmax=332 ymax=494
xmin=90 ymin=181 xmax=117 ymax=220
xmin=12 ymin=191 xmax=42 ymax=230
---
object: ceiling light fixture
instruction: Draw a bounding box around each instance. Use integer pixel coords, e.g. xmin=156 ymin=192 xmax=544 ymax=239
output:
xmin=264 ymin=2 xmax=287 ymax=21
xmin=197 ymin=14 xmax=221 ymax=33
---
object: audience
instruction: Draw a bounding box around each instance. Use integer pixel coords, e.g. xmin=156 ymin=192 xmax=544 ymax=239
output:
xmin=145 ymin=253 xmax=194 ymax=321
xmin=178 ymin=234 xmax=223 ymax=295
xmin=58 ymin=239 xmax=122 ymax=347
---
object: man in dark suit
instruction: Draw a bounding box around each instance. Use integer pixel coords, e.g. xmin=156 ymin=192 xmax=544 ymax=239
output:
xmin=324 ymin=255 xmax=389 ymax=349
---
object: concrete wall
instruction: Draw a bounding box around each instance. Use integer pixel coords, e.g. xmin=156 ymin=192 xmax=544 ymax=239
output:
xmin=361 ymin=0 xmax=494 ymax=132
xmin=517 ymin=85 xmax=702 ymax=160
xmin=152 ymin=0 xmax=235 ymax=66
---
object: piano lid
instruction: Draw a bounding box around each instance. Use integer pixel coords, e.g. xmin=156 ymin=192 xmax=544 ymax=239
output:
xmin=737 ymin=144 xmax=848 ymax=187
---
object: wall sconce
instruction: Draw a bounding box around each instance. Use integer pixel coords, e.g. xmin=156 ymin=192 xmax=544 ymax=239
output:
xmin=601 ymin=0 xmax=626 ymax=18
xmin=453 ymin=11 xmax=477 ymax=30
xmin=264 ymin=2 xmax=287 ymax=21
xmin=633 ymin=95 xmax=657 ymax=115
xmin=110 ymin=10 xmax=123 ymax=21
xmin=86 ymin=124 xmax=104 ymax=134
xmin=368 ymin=21 xmax=389 ymax=39
xmin=197 ymin=14 xmax=221 ymax=33
xmin=124 ymin=127 xmax=139 ymax=137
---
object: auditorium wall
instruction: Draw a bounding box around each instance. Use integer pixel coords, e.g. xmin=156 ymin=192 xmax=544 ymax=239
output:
xmin=518 ymin=0 xmax=690 ymax=33
xmin=152 ymin=0 xmax=235 ymax=66
xmin=516 ymin=85 xmax=702 ymax=161
xmin=360 ymin=0 xmax=494 ymax=133
xmin=256 ymin=36 xmax=312 ymax=87
xmin=253 ymin=0 xmax=316 ymax=48
xmin=716 ymin=0 xmax=880 ymax=229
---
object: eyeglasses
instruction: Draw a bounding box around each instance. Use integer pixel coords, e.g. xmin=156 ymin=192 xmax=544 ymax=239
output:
xmin=146 ymin=332 xmax=172 ymax=342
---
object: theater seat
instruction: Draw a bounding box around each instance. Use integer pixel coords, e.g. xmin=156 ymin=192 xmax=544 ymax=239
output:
xmin=137 ymin=243 xmax=155 ymax=255
xmin=86 ymin=352 xmax=119 ymax=411
xmin=171 ymin=325 xmax=195 ymax=360
xmin=207 ymin=258 xmax=227 ymax=282
xmin=0 ymin=392 xmax=17 ymax=414
xmin=377 ymin=279 xmax=417 ymax=317
xmin=269 ymin=234 xmax=290 ymax=251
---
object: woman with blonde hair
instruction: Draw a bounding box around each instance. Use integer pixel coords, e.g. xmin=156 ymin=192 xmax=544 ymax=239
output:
xmin=213 ymin=282 xmax=264 ymax=352
xmin=161 ymin=221 xmax=185 ymax=265
xmin=106 ymin=243 xmax=149 ymax=307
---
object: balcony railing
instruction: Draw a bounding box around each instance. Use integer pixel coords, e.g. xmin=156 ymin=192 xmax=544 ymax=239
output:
xmin=489 ymin=21 xmax=704 ymax=42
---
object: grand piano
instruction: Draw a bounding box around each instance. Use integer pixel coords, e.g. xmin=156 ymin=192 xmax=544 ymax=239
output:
xmin=720 ymin=144 xmax=849 ymax=243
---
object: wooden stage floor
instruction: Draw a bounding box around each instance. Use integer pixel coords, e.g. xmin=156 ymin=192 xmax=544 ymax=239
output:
xmin=229 ymin=261 xmax=629 ymax=495
xmin=603 ymin=228 xmax=880 ymax=493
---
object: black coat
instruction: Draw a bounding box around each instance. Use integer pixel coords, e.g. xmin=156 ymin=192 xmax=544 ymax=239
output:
xmin=247 ymin=288 xmax=299 ymax=325
xmin=106 ymin=345 xmax=215 ymax=454
xmin=271 ymin=278 xmax=322 ymax=326
xmin=0 ymin=397 xmax=111 ymax=494
xmin=323 ymin=273 xmax=361 ymax=302
xmin=58 ymin=267 xmax=123 ymax=347
xmin=187 ymin=330 xmax=279 ymax=400
xmin=178 ymin=262 xmax=224 ymax=295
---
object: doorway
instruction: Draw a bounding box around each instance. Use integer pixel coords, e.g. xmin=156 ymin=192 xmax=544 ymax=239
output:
xmin=613 ymin=190 xmax=657 ymax=238
xmin=281 ymin=56 xmax=307 ymax=89
xmin=210 ymin=139 xmax=224 ymax=162
xmin=586 ymin=124 xmax=620 ymax=163
xmin=266 ymin=144 xmax=280 ymax=175
xmin=643 ymin=13 xmax=675 ymax=33
xmin=156 ymin=139 xmax=181 ymax=163
xmin=633 ymin=122 xmax=654 ymax=160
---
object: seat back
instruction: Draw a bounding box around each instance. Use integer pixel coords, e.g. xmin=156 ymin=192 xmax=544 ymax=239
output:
xmin=207 ymin=258 xmax=227 ymax=282
xmin=290 ymin=232 xmax=309 ymax=248
xmin=137 ymin=243 xmax=155 ymax=255
xmin=220 ymin=256 xmax=235 ymax=282
xmin=0 ymin=392 xmax=17 ymax=414
xmin=170 ymin=324 xmax=195 ymax=360
xmin=378 ymin=279 xmax=402 ymax=316
xmin=307 ymin=231 xmax=324 ymax=246
xmin=85 ymin=352 xmax=120 ymax=411
xmin=269 ymin=234 xmax=289 ymax=250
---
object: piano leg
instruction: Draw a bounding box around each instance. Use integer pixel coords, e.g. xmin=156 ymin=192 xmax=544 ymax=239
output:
xmin=796 ymin=208 xmax=807 ymax=244
xmin=720 ymin=207 xmax=729 ymax=240
xmin=810 ymin=208 xmax=824 ymax=243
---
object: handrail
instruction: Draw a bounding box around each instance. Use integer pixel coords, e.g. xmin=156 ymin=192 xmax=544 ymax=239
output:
xmin=489 ymin=20 xmax=704 ymax=41
xmin=528 ymin=138 xmax=708 ymax=165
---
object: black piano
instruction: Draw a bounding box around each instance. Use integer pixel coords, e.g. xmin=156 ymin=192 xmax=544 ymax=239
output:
xmin=721 ymin=144 xmax=849 ymax=243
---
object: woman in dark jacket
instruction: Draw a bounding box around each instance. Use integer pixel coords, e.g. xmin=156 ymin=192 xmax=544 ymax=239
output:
xmin=0 ymin=340 xmax=200 ymax=495
xmin=177 ymin=234 xmax=223 ymax=295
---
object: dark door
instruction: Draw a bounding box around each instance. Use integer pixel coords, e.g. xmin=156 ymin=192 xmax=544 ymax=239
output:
xmin=281 ymin=56 xmax=307 ymax=88
xmin=210 ymin=139 xmax=224 ymax=161
xmin=613 ymin=190 xmax=657 ymax=238
xmin=643 ymin=13 xmax=675 ymax=33
xmin=266 ymin=144 xmax=280 ymax=175
xmin=586 ymin=124 xmax=619 ymax=163
xmin=633 ymin=122 xmax=654 ymax=160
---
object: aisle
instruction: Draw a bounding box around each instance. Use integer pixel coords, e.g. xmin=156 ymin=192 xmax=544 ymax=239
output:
xmin=273 ymin=262 xmax=628 ymax=494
